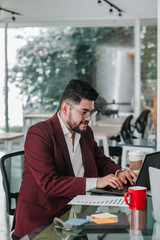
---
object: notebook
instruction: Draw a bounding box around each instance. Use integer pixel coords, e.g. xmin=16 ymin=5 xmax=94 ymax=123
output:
xmin=149 ymin=166 xmax=160 ymax=222
xmin=76 ymin=212 xmax=130 ymax=231
xmin=91 ymin=151 xmax=160 ymax=196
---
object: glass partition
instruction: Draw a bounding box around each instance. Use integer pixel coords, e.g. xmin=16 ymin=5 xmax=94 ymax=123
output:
xmin=0 ymin=22 xmax=157 ymax=131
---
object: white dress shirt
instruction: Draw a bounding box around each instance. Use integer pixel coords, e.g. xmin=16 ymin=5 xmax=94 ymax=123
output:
xmin=57 ymin=112 xmax=97 ymax=191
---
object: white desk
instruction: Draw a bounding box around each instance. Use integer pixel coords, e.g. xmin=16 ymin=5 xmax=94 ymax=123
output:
xmin=119 ymin=139 xmax=156 ymax=169
xmin=23 ymin=112 xmax=53 ymax=119
xmin=91 ymin=125 xmax=121 ymax=156
xmin=0 ymin=132 xmax=24 ymax=153
xmin=95 ymin=117 xmax=135 ymax=127
xmin=23 ymin=112 xmax=53 ymax=134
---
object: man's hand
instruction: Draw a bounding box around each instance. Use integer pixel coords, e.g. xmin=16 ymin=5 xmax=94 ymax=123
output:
xmin=118 ymin=170 xmax=137 ymax=185
xmin=96 ymin=174 xmax=123 ymax=190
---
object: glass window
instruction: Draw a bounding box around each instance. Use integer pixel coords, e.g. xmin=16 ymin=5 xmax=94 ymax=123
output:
xmin=7 ymin=26 xmax=134 ymax=125
xmin=140 ymin=24 xmax=157 ymax=108
xmin=2 ymin=24 xmax=156 ymax=130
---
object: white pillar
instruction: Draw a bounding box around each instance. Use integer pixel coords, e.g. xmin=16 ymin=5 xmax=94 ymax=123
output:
xmin=4 ymin=22 xmax=9 ymax=132
xmin=157 ymin=0 xmax=160 ymax=151
xmin=134 ymin=18 xmax=141 ymax=117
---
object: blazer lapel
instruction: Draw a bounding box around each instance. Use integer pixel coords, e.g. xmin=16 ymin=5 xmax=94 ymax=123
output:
xmin=51 ymin=113 xmax=74 ymax=176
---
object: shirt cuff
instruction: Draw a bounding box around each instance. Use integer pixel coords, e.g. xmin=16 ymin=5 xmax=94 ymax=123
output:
xmin=86 ymin=178 xmax=97 ymax=191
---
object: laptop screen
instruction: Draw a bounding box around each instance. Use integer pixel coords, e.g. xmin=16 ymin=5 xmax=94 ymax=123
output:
xmin=135 ymin=151 xmax=160 ymax=190
xmin=149 ymin=167 xmax=160 ymax=222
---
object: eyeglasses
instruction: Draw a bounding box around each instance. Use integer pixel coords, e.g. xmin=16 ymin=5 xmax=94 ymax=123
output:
xmin=53 ymin=217 xmax=72 ymax=231
xmin=67 ymin=102 xmax=97 ymax=119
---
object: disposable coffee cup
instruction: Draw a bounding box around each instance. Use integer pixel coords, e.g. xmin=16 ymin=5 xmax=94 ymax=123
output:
xmin=128 ymin=151 xmax=144 ymax=174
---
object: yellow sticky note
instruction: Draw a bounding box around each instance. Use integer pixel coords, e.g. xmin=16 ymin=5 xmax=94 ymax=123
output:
xmin=91 ymin=212 xmax=118 ymax=219
xmin=91 ymin=218 xmax=117 ymax=225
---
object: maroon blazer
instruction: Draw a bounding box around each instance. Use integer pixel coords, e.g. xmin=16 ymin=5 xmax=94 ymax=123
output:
xmin=13 ymin=113 xmax=120 ymax=238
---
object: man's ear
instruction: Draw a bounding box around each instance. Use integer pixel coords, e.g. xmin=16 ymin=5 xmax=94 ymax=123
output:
xmin=61 ymin=102 xmax=68 ymax=116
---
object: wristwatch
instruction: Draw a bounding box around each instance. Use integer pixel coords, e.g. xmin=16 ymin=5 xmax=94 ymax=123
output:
xmin=116 ymin=168 xmax=125 ymax=176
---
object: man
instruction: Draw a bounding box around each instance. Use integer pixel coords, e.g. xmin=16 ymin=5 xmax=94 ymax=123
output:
xmin=12 ymin=79 xmax=136 ymax=239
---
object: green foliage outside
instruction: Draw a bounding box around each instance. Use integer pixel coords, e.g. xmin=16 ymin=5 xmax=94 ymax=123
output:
xmin=9 ymin=27 xmax=97 ymax=112
xmin=141 ymin=25 xmax=157 ymax=81
xmin=9 ymin=26 xmax=134 ymax=113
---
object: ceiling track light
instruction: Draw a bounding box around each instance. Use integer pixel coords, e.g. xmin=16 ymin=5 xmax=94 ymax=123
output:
xmin=12 ymin=13 xmax=16 ymax=21
xmin=97 ymin=0 xmax=123 ymax=17
xmin=0 ymin=7 xmax=22 ymax=21
xmin=97 ymin=0 xmax=102 ymax=5
xmin=109 ymin=7 xmax=113 ymax=13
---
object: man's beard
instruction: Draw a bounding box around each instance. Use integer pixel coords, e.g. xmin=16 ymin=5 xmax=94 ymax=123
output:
xmin=68 ymin=120 xmax=89 ymax=134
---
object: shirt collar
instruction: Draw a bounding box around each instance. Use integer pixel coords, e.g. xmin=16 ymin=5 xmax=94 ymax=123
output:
xmin=57 ymin=111 xmax=71 ymax=137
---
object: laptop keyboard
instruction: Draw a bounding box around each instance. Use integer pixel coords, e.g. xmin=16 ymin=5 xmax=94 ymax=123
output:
xmin=91 ymin=182 xmax=132 ymax=196
xmin=104 ymin=185 xmax=128 ymax=193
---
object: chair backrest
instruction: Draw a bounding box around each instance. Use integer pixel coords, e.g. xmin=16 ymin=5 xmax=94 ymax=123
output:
xmin=120 ymin=114 xmax=134 ymax=143
xmin=134 ymin=110 xmax=150 ymax=138
xmin=0 ymin=150 xmax=24 ymax=215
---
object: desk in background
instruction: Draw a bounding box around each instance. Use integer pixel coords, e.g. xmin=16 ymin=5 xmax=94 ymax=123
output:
xmin=95 ymin=116 xmax=135 ymax=127
xmin=0 ymin=132 xmax=24 ymax=153
xmin=23 ymin=112 xmax=53 ymax=135
xmin=119 ymin=139 xmax=156 ymax=169
xmin=91 ymin=125 xmax=121 ymax=156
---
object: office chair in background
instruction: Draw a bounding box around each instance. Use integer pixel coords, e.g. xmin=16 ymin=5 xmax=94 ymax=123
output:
xmin=0 ymin=151 xmax=24 ymax=215
xmin=120 ymin=114 xmax=134 ymax=143
xmin=109 ymin=114 xmax=134 ymax=145
xmin=109 ymin=110 xmax=150 ymax=166
xmin=132 ymin=109 xmax=150 ymax=138
xmin=109 ymin=114 xmax=134 ymax=165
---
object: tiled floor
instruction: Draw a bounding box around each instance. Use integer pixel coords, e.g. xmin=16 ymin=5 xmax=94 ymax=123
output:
xmin=0 ymin=146 xmax=19 ymax=240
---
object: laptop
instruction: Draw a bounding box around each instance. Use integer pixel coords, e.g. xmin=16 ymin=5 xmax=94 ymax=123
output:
xmin=149 ymin=167 xmax=160 ymax=222
xmin=91 ymin=151 xmax=160 ymax=196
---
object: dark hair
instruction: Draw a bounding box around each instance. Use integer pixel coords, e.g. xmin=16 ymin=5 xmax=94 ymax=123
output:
xmin=59 ymin=79 xmax=99 ymax=107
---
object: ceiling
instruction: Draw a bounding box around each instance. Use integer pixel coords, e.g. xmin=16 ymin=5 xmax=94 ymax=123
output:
xmin=0 ymin=0 xmax=158 ymax=26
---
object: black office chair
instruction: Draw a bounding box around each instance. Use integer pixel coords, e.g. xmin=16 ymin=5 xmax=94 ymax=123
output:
xmin=120 ymin=114 xmax=134 ymax=143
xmin=109 ymin=114 xmax=134 ymax=165
xmin=0 ymin=150 xmax=24 ymax=215
xmin=110 ymin=114 xmax=134 ymax=144
xmin=133 ymin=110 xmax=150 ymax=138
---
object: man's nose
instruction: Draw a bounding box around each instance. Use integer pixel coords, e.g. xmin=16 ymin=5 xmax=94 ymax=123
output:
xmin=85 ymin=113 xmax=92 ymax=121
